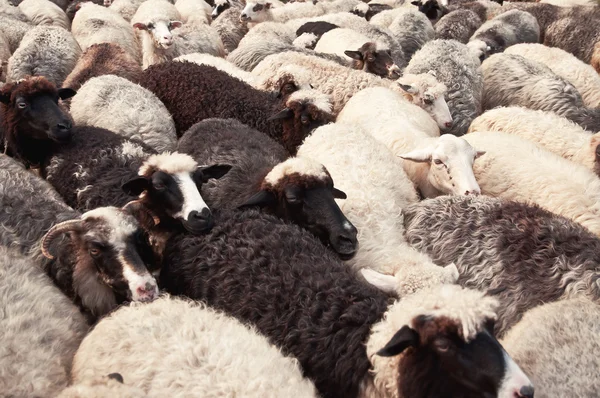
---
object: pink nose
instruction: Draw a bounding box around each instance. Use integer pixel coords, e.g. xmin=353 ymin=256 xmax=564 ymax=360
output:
xmin=136 ymin=282 xmax=157 ymax=301
xmin=465 ymin=190 xmax=480 ymax=196
xmin=445 ymin=121 xmax=453 ymax=128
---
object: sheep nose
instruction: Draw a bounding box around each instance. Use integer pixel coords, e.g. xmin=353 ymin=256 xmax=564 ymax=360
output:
xmin=445 ymin=121 xmax=453 ymax=128
xmin=517 ymin=385 xmax=534 ymax=398
xmin=184 ymin=208 xmax=214 ymax=233
xmin=465 ymin=190 xmax=480 ymax=196
xmin=57 ymin=121 xmax=72 ymax=131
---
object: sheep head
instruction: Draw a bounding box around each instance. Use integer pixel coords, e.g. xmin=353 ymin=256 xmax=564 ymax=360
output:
xmin=212 ymin=0 xmax=231 ymax=19
xmin=240 ymin=1 xmax=272 ymax=23
xmin=345 ymin=42 xmax=401 ymax=79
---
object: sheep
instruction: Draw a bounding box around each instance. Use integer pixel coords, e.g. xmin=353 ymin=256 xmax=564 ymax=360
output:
xmin=405 ymin=39 xmax=483 ymax=136
xmin=386 ymin=9 xmax=434 ymax=60
xmin=293 ymin=20 xmax=338 ymax=49
xmin=337 ymin=86 xmax=484 ymax=197
xmin=132 ymin=0 xmax=225 ymax=69
xmin=71 ymin=3 xmax=141 ymax=63
xmin=350 ymin=2 xmax=392 ymax=21
xmin=462 ymin=131 xmax=600 ymax=236
xmin=68 ymin=75 xmax=177 ymax=153
xmin=314 ymin=28 xmax=401 ymax=78
xmin=0 ymin=0 xmax=30 ymax=22
xmin=297 ymin=122 xmax=459 ymax=293
xmin=0 ymin=247 xmax=89 ymax=397
xmin=368 ymin=8 xmax=407 ymax=28
xmin=481 ymin=53 xmax=600 ymax=133
xmin=174 ymin=53 xmax=262 ymax=87
xmin=177 ymin=118 xmax=358 ymax=259
xmin=488 ymin=2 xmax=565 ymax=41
xmin=211 ymin=0 xmax=243 ymax=19
xmin=159 ymin=213 xmax=534 ymax=398
xmin=505 ymin=43 xmax=600 ymax=108
xmin=240 ymin=0 xmax=326 ymax=26
xmin=410 ymin=0 xmax=447 ymax=22
xmin=7 ymin=25 xmax=81 ymax=86
xmin=446 ymin=0 xmax=500 ymax=21
xmin=211 ymin=3 xmax=248 ymax=53
xmin=0 ymin=76 xmax=75 ymax=168
xmin=0 ymin=16 xmax=30 ymax=54
xmin=18 ymin=0 xmax=70 ymax=29
xmin=403 ymin=195 xmax=600 ymax=337
xmin=544 ymin=7 xmax=600 ymax=66
xmin=138 ymin=62 xmax=334 ymax=151
xmin=108 ymin=0 xmax=147 ymax=21
xmin=469 ymin=107 xmax=600 ymax=175
xmin=174 ymin=0 xmax=212 ymax=25
xmin=62 ymin=43 xmax=142 ymax=91
xmin=435 ymin=9 xmax=482 ymax=44
xmin=501 ymin=298 xmax=600 ymax=398
xmin=0 ymin=154 xmax=159 ymax=319
xmin=70 ymin=296 xmax=319 ymax=397
xmin=57 ymin=374 xmax=146 ymax=398
xmin=467 ymin=10 xmax=540 ymax=61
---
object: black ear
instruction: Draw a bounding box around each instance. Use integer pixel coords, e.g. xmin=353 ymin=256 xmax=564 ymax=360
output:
xmin=122 ymin=177 xmax=151 ymax=196
xmin=377 ymin=325 xmax=419 ymax=357
xmin=58 ymin=88 xmax=77 ymax=100
xmin=333 ymin=187 xmax=347 ymax=199
xmin=268 ymin=108 xmax=294 ymax=121
xmin=198 ymin=164 xmax=232 ymax=182
xmin=238 ymin=190 xmax=277 ymax=209
xmin=0 ymin=91 xmax=10 ymax=104
xmin=411 ymin=1 xmax=420 ymax=5
xmin=107 ymin=373 xmax=124 ymax=384
xmin=344 ymin=50 xmax=363 ymax=61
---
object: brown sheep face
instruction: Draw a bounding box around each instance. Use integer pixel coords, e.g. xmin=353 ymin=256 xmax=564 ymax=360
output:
xmin=345 ymin=43 xmax=401 ymax=79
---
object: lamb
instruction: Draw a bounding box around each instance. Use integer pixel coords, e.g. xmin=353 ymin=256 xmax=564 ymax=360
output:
xmin=18 ymin=0 xmax=70 ymax=30
xmin=544 ymin=7 xmax=600 ymax=66
xmin=297 ymin=122 xmax=459 ymax=292
xmin=481 ymin=53 xmax=600 ymax=132
xmin=386 ymin=9 xmax=435 ymax=60
xmin=0 ymin=247 xmax=89 ymax=397
xmin=138 ymin=62 xmax=335 ymax=151
xmin=71 ymin=3 xmax=141 ymax=63
xmin=174 ymin=53 xmax=262 ymax=87
xmin=174 ymin=0 xmax=212 ymax=25
xmin=62 ymin=43 xmax=142 ymax=91
xmin=435 ymin=9 xmax=482 ymax=44
xmin=7 ymin=25 xmax=81 ymax=86
xmin=469 ymin=107 xmax=600 ymax=175
xmin=57 ymin=374 xmax=146 ymax=398
xmin=211 ymin=3 xmax=248 ymax=53
xmin=462 ymin=131 xmax=600 ymax=236
xmin=337 ymin=86 xmax=484 ymax=197
xmin=68 ymin=75 xmax=177 ymax=153
xmin=132 ymin=0 xmax=225 ymax=69
xmin=70 ymin=296 xmax=319 ymax=397
xmin=403 ymin=194 xmax=600 ymax=336
xmin=505 ymin=43 xmax=600 ymax=108
xmin=0 ymin=154 xmax=159 ymax=318
xmin=177 ymin=118 xmax=358 ymax=259
xmin=501 ymin=298 xmax=600 ymax=398
xmin=159 ymin=211 xmax=534 ymax=398
xmin=405 ymin=39 xmax=483 ymax=136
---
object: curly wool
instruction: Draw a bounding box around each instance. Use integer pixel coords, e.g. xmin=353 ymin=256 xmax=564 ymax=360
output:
xmin=544 ymin=7 xmax=600 ymax=65
xmin=211 ymin=5 xmax=248 ymax=53
xmin=0 ymin=15 xmax=30 ymax=54
xmin=57 ymin=375 xmax=146 ymax=398
xmin=435 ymin=9 xmax=482 ymax=44
xmin=487 ymin=2 xmax=564 ymax=41
xmin=501 ymin=298 xmax=600 ymax=398
xmin=387 ymin=9 xmax=434 ymax=59
xmin=0 ymin=247 xmax=89 ymax=397
xmin=7 ymin=25 xmax=81 ymax=86
xmin=403 ymin=195 xmax=600 ymax=336
xmin=469 ymin=106 xmax=600 ymax=176
xmin=468 ymin=10 xmax=540 ymax=56
xmin=71 ymin=296 xmax=318 ymax=398
xmin=405 ymin=39 xmax=483 ymax=136
xmin=69 ymin=75 xmax=177 ymax=153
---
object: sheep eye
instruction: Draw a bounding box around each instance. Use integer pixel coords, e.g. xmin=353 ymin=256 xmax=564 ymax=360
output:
xmin=433 ymin=159 xmax=443 ymax=165
xmin=17 ymin=101 xmax=27 ymax=109
xmin=153 ymin=182 xmax=166 ymax=191
xmin=367 ymin=56 xmax=375 ymax=62
xmin=424 ymin=97 xmax=434 ymax=105
xmin=147 ymin=23 xmax=154 ymax=29
xmin=89 ymin=247 xmax=101 ymax=257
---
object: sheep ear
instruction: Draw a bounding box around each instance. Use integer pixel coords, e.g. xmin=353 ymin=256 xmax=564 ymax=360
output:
xmin=398 ymin=148 xmax=432 ymax=163
xmin=197 ymin=164 xmax=232 ymax=182
xmin=398 ymin=83 xmax=418 ymax=95
xmin=344 ymin=50 xmax=363 ymax=61
xmin=268 ymin=108 xmax=293 ymax=121
xmin=238 ymin=190 xmax=276 ymax=209
xmin=122 ymin=177 xmax=151 ymax=196
xmin=107 ymin=373 xmax=124 ymax=384
xmin=58 ymin=88 xmax=77 ymax=100
xmin=133 ymin=22 xmax=148 ymax=30
xmin=332 ymin=187 xmax=347 ymax=199
xmin=411 ymin=1 xmax=420 ymax=5
xmin=361 ymin=268 xmax=397 ymax=294
xmin=264 ymin=2 xmax=272 ymax=8
xmin=170 ymin=20 xmax=183 ymax=29
xmin=377 ymin=325 xmax=420 ymax=357
xmin=474 ymin=150 xmax=486 ymax=159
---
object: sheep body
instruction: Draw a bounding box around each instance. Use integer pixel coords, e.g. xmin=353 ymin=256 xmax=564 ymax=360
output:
xmin=69 ymin=75 xmax=177 ymax=153
xmin=434 ymin=9 xmax=482 ymax=44
xmin=174 ymin=53 xmax=262 ymax=87
xmin=488 ymin=2 xmax=565 ymax=41
xmin=544 ymin=7 xmax=600 ymax=65
xmin=0 ymin=16 xmax=30 ymax=54
xmin=57 ymin=375 xmax=146 ymax=398
xmin=174 ymin=0 xmax=212 ymax=25
xmin=387 ymin=9 xmax=434 ymax=59
xmin=0 ymin=0 xmax=29 ymax=22
xmin=314 ymin=27 xmax=384 ymax=60
xmin=211 ymin=4 xmax=248 ymax=53
xmin=71 ymin=296 xmax=318 ymax=397
xmin=18 ymin=0 xmax=70 ymax=30
xmin=7 ymin=25 xmax=81 ymax=86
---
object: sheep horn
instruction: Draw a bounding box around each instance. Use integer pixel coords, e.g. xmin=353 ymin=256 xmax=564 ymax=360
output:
xmin=123 ymin=200 xmax=160 ymax=227
xmin=41 ymin=219 xmax=83 ymax=259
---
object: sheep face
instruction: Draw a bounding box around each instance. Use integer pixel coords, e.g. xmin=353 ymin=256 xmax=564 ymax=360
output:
xmin=240 ymin=158 xmax=358 ymax=260
xmin=133 ymin=20 xmax=183 ymax=49
xmin=212 ymin=0 xmax=231 ymax=19
xmin=345 ymin=43 xmax=401 ymax=79
xmin=123 ymin=153 xmax=232 ymax=234
xmin=399 ymin=135 xmax=484 ymax=196
xmin=397 ymin=73 xmax=453 ymax=129
xmin=41 ymin=207 xmax=159 ymax=309
xmin=240 ymin=2 xmax=271 ymax=23
xmin=0 ymin=78 xmax=75 ymax=146
xmin=411 ymin=0 xmax=442 ymax=20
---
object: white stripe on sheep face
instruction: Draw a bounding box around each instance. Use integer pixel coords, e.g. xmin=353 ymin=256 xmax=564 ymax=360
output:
xmin=133 ymin=20 xmax=182 ymax=49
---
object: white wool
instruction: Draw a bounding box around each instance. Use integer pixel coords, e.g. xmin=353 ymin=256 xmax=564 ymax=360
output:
xmin=139 ymin=152 xmax=198 ymax=176
xmin=18 ymin=0 xmax=70 ymax=30
xmin=175 ymin=53 xmax=263 ymax=88
xmin=57 ymin=375 xmax=146 ymax=398
xmin=293 ymin=32 xmax=318 ymax=49
xmin=71 ymin=296 xmax=318 ymax=397
xmin=287 ymin=89 xmax=333 ymax=114
xmin=81 ymin=207 xmax=139 ymax=250
xmin=464 ymin=131 xmax=600 ymax=236
xmin=314 ymin=28 xmax=388 ymax=61
xmin=264 ymin=157 xmax=328 ymax=186
xmin=174 ymin=0 xmax=212 ymax=25
xmin=259 ymin=63 xmax=312 ymax=91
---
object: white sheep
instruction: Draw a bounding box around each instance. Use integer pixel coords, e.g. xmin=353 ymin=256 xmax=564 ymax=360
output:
xmin=0 ymin=247 xmax=89 ymax=397
xmin=240 ymin=0 xmax=324 ymax=27
xmin=469 ymin=106 xmax=600 ymax=176
xmin=501 ymin=298 xmax=600 ymax=398
xmin=71 ymin=296 xmax=319 ymax=397
xmin=18 ymin=0 xmax=70 ymax=30
xmin=368 ymin=8 xmax=408 ymax=28
xmin=71 ymin=3 xmax=141 ymax=64
xmin=175 ymin=53 xmax=263 ymax=87
xmin=174 ymin=0 xmax=212 ymax=25
xmin=69 ymin=75 xmax=177 ymax=153
xmin=337 ymin=86 xmax=484 ymax=197
xmin=505 ymin=43 xmax=600 ymax=109
xmin=297 ymin=122 xmax=458 ymax=295
xmin=7 ymin=25 xmax=81 ymax=86
xmin=463 ymin=130 xmax=600 ymax=237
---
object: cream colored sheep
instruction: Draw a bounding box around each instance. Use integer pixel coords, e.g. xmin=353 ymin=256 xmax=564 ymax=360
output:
xmin=18 ymin=0 xmax=70 ymax=30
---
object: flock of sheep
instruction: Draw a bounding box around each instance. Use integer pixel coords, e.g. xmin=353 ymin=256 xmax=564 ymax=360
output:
xmin=1 ymin=0 xmax=600 ymax=395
